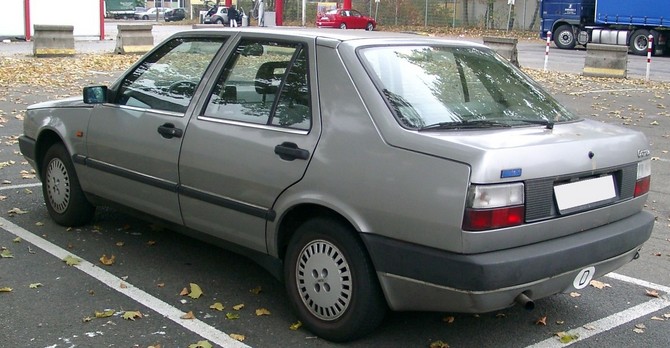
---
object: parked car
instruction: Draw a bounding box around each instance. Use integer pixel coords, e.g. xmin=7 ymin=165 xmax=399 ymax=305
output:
xmin=164 ymin=7 xmax=186 ymax=22
xmin=19 ymin=28 xmax=653 ymax=342
xmin=134 ymin=7 xmax=166 ymax=20
xmin=202 ymin=5 xmax=240 ymax=25
xmin=316 ymin=9 xmax=376 ymax=30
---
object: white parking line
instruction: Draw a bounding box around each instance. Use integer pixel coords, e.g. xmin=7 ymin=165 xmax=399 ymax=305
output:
xmin=0 ymin=217 xmax=250 ymax=348
xmin=0 ymin=182 xmax=42 ymax=191
xmin=527 ymin=274 xmax=670 ymax=347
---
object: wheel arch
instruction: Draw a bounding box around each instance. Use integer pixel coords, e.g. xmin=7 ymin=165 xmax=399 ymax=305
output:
xmin=275 ymin=203 xmax=364 ymax=263
xmin=550 ymin=19 xmax=579 ymax=35
xmin=34 ymin=129 xmax=66 ymax=179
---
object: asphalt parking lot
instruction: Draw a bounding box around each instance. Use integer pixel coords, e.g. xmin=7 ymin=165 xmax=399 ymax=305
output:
xmin=1 ymin=23 xmax=669 ymax=347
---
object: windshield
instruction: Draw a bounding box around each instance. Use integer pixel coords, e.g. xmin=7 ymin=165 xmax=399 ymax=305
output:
xmin=358 ymin=45 xmax=577 ymax=130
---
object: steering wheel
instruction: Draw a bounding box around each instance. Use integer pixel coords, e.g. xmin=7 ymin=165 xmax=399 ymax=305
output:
xmin=167 ymin=80 xmax=198 ymax=98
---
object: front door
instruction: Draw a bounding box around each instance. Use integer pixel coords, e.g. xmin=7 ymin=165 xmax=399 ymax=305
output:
xmin=83 ymin=37 xmax=226 ymax=224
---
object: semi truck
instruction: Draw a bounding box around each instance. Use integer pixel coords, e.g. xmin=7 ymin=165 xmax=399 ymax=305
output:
xmin=540 ymin=0 xmax=670 ymax=55
xmin=105 ymin=0 xmax=136 ymax=19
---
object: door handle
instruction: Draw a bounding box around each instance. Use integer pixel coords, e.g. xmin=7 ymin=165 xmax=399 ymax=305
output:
xmin=157 ymin=123 xmax=183 ymax=139
xmin=274 ymin=142 xmax=310 ymax=161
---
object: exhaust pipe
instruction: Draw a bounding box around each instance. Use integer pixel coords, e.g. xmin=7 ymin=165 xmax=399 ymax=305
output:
xmin=515 ymin=292 xmax=535 ymax=311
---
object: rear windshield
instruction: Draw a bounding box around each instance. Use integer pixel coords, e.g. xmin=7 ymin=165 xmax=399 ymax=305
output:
xmin=358 ymin=45 xmax=578 ymax=130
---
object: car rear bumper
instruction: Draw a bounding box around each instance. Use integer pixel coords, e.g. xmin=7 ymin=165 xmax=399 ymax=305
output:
xmin=361 ymin=210 xmax=654 ymax=312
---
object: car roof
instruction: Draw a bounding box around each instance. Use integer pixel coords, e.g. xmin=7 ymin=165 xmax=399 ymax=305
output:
xmin=181 ymin=27 xmax=488 ymax=49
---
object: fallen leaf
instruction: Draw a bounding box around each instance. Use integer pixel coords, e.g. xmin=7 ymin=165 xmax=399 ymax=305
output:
xmin=651 ymin=316 xmax=665 ymax=321
xmin=188 ymin=283 xmax=203 ymax=299
xmin=122 ymin=311 xmax=143 ymax=320
xmin=249 ymin=286 xmax=262 ymax=294
xmin=99 ymin=254 xmax=116 ymax=266
xmin=188 ymin=340 xmax=212 ymax=348
xmin=82 ymin=316 xmax=93 ymax=322
xmin=289 ymin=320 xmax=302 ymax=331
xmin=645 ymin=289 xmax=660 ymax=298
xmin=569 ymin=292 xmax=581 ymax=297
xmin=536 ymin=316 xmax=547 ymax=326
xmin=12 ymin=237 xmax=21 ymax=243
xmin=255 ymin=308 xmax=271 ymax=316
xmin=7 ymin=207 xmax=28 ymax=216
xmin=157 ymin=283 xmax=165 ymax=288
xmin=226 ymin=312 xmax=240 ymax=320
xmin=233 ymin=304 xmax=244 ymax=311
xmin=583 ymin=325 xmax=596 ymax=330
xmin=430 ymin=341 xmax=450 ymax=348
xmin=147 ymin=240 xmax=156 ymax=246
xmin=663 ymin=313 xmax=670 ymax=319
xmin=35 ymin=222 xmax=44 ymax=226
xmin=589 ymin=280 xmax=611 ymax=289
xmin=635 ymin=323 xmax=646 ymax=330
xmin=181 ymin=311 xmax=195 ymax=320
xmin=180 ymin=287 xmax=189 ymax=296
xmin=210 ymin=302 xmax=225 ymax=311
xmin=95 ymin=309 xmax=115 ymax=318
xmin=229 ymin=334 xmax=245 ymax=342
xmin=120 ymin=283 xmax=127 ymax=289
xmin=442 ymin=316 xmax=455 ymax=324
xmin=0 ymin=249 xmax=13 ymax=258
xmin=29 ymin=283 xmax=42 ymax=289
xmin=495 ymin=312 xmax=506 ymax=318
xmin=63 ymin=255 xmax=81 ymax=266
xmin=116 ymin=241 xmax=125 ymax=247
xmin=0 ymin=287 xmax=13 ymax=292
xmin=556 ymin=332 xmax=579 ymax=343
xmin=556 ymin=320 xmax=565 ymax=325
xmin=633 ymin=328 xmax=645 ymax=334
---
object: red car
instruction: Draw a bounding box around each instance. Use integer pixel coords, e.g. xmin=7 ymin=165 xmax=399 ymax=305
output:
xmin=316 ymin=9 xmax=377 ymax=30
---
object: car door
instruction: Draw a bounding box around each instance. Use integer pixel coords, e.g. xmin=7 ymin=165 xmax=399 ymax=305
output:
xmin=83 ymin=36 xmax=226 ymax=224
xmin=179 ymin=37 xmax=320 ymax=252
xmin=350 ymin=10 xmax=366 ymax=29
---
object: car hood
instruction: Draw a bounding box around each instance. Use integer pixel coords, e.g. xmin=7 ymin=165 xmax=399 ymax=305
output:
xmin=28 ymin=97 xmax=86 ymax=110
xmin=388 ymin=119 xmax=650 ymax=183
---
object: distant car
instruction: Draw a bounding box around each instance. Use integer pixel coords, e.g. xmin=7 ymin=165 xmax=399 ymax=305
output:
xmin=203 ymin=6 xmax=241 ymax=25
xmin=316 ymin=9 xmax=376 ymax=30
xmin=134 ymin=7 xmax=166 ymax=20
xmin=164 ymin=8 xmax=186 ymax=22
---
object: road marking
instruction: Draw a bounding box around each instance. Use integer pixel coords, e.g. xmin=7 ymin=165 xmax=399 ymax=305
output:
xmin=526 ymin=274 xmax=670 ymax=347
xmin=0 ymin=217 xmax=249 ymax=348
xmin=568 ymin=88 xmax=648 ymax=95
xmin=0 ymin=182 xmax=42 ymax=191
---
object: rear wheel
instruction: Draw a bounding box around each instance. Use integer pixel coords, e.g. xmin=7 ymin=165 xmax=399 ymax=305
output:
xmin=339 ymin=23 xmax=347 ymax=29
xmin=41 ymin=143 xmax=95 ymax=226
xmin=284 ymin=217 xmax=386 ymax=342
xmin=630 ymin=29 xmax=651 ymax=56
xmin=554 ymin=25 xmax=576 ymax=49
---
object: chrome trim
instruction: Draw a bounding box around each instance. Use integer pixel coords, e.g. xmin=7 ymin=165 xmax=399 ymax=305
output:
xmin=102 ymin=103 xmax=185 ymax=117
xmin=197 ymin=115 xmax=309 ymax=135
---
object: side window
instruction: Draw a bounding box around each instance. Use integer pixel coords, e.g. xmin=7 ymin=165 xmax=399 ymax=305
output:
xmin=116 ymin=37 xmax=225 ymax=114
xmin=204 ymin=40 xmax=311 ymax=130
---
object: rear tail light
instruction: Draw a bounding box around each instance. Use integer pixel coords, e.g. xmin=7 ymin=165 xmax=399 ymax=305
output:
xmin=634 ymin=159 xmax=651 ymax=197
xmin=463 ymin=183 xmax=525 ymax=231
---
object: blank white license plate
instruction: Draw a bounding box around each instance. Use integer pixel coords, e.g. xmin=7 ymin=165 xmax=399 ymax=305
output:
xmin=554 ymin=175 xmax=616 ymax=212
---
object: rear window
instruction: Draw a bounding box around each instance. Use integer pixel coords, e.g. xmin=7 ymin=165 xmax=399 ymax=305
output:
xmin=358 ymin=45 xmax=578 ymax=129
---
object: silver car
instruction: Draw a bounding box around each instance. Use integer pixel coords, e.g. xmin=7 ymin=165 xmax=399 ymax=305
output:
xmin=19 ymin=28 xmax=654 ymax=342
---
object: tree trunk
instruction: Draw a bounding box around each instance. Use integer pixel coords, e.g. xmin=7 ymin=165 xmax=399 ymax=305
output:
xmin=529 ymin=0 xmax=540 ymax=30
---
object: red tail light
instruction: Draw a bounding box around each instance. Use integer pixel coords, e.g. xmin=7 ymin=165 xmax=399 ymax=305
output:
xmin=463 ymin=206 xmax=525 ymax=231
xmin=634 ymin=176 xmax=650 ymax=197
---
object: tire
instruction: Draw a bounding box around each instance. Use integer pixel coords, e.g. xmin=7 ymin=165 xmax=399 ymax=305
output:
xmin=142 ymin=15 xmax=148 ymax=20
xmin=215 ymin=18 xmax=224 ymax=25
xmin=284 ymin=217 xmax=387 ymax=342
xmin=41 ymin=143 xmax=95 ymax=226
xmin=630 ymin=29 xmax=651 ymax=56
xmin=365 ymin=22 xmax=374 ymax=31
xmin=554 ymin=25 xmax=576 ymax=49
xmin=339 ymin=23 xmax=347 ymax=30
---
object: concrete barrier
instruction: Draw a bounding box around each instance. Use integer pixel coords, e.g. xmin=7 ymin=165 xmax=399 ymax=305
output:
xmin=32 ymin=25 xmax=75 ymax=57
xmin=583 ymin=44 xmax=628 ymax=78
xmin=115 ymin=25 xmax=154 ymax=55
xmin=483 ymin=36 xmax=519 ymax=67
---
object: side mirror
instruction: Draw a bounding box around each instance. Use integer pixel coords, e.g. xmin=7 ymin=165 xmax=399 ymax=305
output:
xmin=83 ymin=86 xmax=108 ymax=104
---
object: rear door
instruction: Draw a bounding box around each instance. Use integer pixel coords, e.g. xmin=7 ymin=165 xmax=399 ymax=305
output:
xmin=83 ymin=36 xmax=226 ymax=224
xmin=179 ymin=36 xmax=319 ymax=252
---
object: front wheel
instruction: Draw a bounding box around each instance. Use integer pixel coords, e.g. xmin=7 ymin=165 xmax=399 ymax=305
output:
xmin=142 ymin=15 xmax=148 ymax=20
xmin=365 ymin=22 xmax=374 ymax=31
xmin=339 ymin=23 xmax=347 ymax=30
xmin=554 ymin=25 xmax=576 ymax=49
xmin=630 ymin=29 xmax=651 ymax=56
xmin=41 ymin=143 xmax=95 ymax=226
xmin=284 ymin=217 xmax=387 ymax=342
xmin=215 ymin=18 xmax=223 ymax=24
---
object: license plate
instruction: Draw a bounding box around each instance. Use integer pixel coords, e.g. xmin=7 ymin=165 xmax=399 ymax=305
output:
xmin=554 ymin=175 xmax=616 ymax=212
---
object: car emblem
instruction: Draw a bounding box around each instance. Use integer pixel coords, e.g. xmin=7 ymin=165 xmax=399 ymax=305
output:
xmin=637 ymin=149 xmax=651 ymax=158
